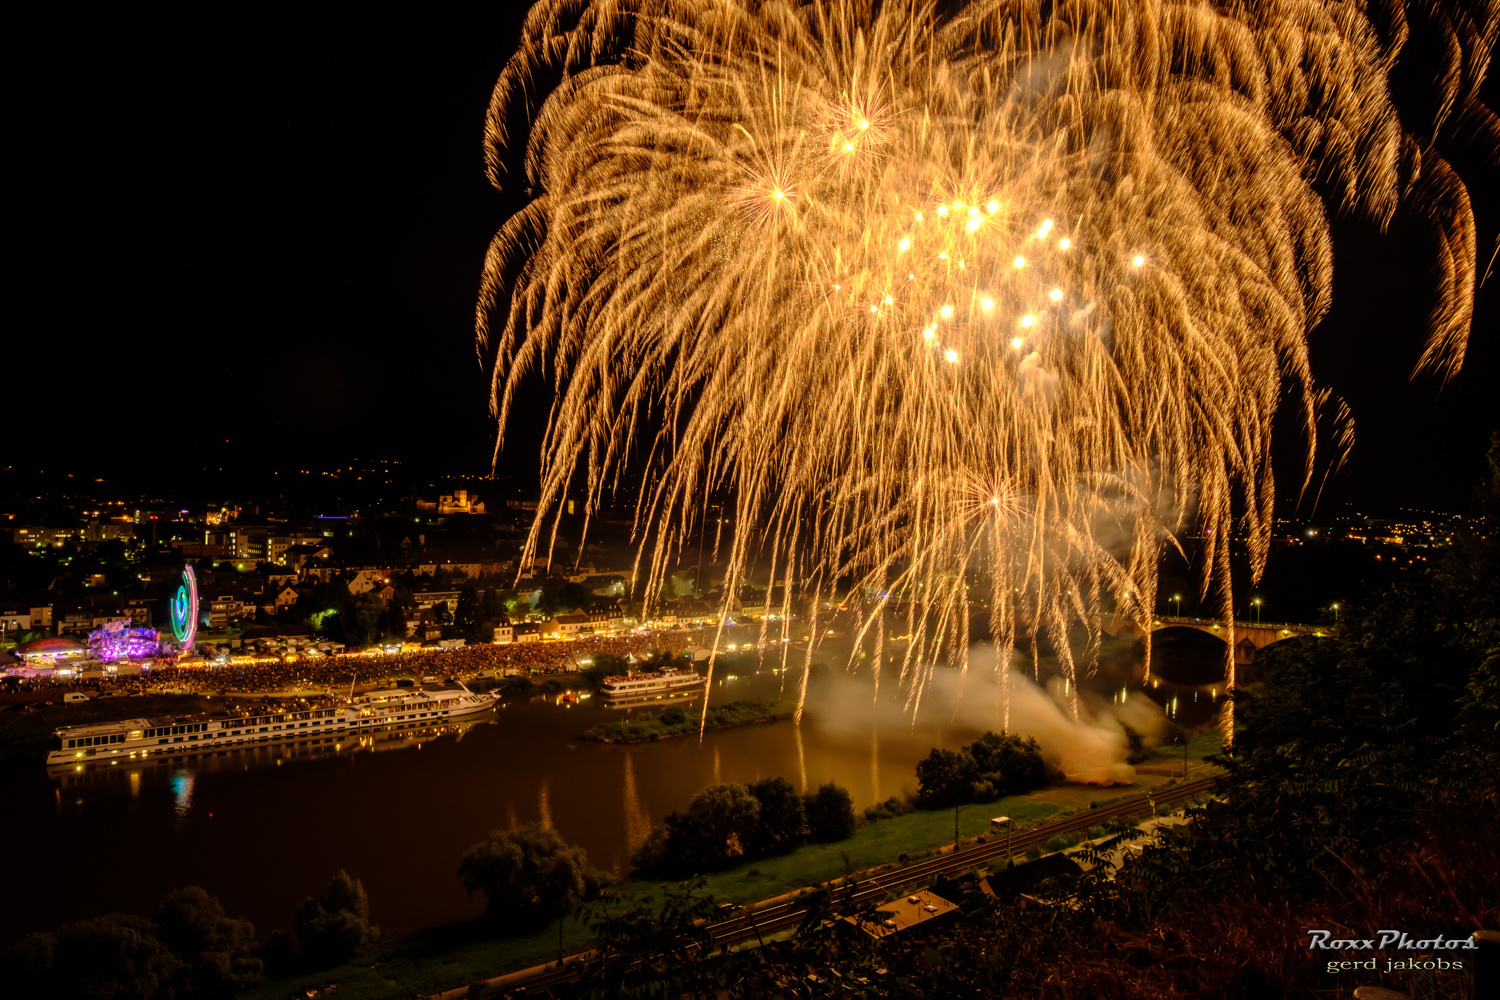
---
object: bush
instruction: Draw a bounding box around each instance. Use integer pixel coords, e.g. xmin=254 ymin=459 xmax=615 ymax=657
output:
xmin=498 ymin=676 xmax=533 ymax=696
xmin=861 ymin=795 xmax=916 ymax=823
xmin=294 ymin=871 xmax=378 ymax=967
xmin=630 ymin=829 xmax=669 ymax=875
xmin=583 ymin=699 xmax=794 ymax=743
xmin=804 ymin=782 xmax=857 ymax=842
xmin=1044 ymin=834 xmax=1080 ymax=853
xmin=1025 ymin=846 xmax=1042 ymax=861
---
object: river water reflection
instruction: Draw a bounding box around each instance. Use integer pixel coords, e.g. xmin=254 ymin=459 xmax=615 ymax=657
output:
xmin=0 ymin=652 xmax=1224 ymax=946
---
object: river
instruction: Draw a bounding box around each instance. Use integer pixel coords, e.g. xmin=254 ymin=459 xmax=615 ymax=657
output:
xmin=0 ymin=642 xmax=1225 ymax=947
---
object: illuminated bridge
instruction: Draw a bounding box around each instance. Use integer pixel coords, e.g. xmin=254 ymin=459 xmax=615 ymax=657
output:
xmin=1099 ymin=614 xmax=1330 ymax=666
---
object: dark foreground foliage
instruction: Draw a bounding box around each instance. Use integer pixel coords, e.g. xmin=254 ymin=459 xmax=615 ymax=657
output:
xmin=5 ymin=887 xmax=263 ymax=1000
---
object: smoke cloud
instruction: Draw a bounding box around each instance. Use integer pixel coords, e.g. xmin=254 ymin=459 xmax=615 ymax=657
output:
xmin=808 ymin=643 xmax=1167 ymax=784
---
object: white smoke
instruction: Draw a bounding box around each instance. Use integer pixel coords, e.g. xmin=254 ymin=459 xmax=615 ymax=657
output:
xmin=809 ymin=643 xmax=1167 ymax=784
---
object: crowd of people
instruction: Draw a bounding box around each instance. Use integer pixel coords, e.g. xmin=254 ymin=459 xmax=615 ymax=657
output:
xmin=4 ymin=624 xmax=773 ymax=702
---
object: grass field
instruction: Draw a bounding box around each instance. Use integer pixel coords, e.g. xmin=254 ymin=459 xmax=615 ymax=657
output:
xmin=238 ymin=734 xmax=1224 ymax=1000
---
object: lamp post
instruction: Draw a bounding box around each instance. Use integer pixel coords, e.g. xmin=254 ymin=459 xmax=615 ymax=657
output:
xmin=1331 ymin=602 xmax=1340 ymax=623
xmin=1172 ymin=594 xmax=1181 ymax=618
xmin=1251 ymin=597 xmax=1262 ymax=625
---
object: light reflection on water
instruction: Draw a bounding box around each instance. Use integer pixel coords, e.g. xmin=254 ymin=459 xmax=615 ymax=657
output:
xmin=4 ymin=645 xmax=1220 ymax=947
xmin=171 ymin=771 xmax=194 ymax=824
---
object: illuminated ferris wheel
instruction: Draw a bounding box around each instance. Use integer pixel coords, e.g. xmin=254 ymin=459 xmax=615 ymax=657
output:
xmin=169 ymin=564 xmax=198 ymax=650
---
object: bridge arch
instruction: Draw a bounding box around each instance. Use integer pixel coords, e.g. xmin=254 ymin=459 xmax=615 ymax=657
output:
xmin=1099 ymin=615 xmax=1329 ymax=668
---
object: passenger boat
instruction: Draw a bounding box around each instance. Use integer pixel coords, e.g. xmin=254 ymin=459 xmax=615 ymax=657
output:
xmin=45 ymin=684 xmax=497 ymax=767
xmin=600 ymin=668 xmax=706 ymax=698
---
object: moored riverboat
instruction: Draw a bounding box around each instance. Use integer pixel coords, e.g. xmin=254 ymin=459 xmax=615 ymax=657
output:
xmin=44 ymin=684 xmax=497 ymax=767
xmin=601 ymin=668 xmax=706 ymax=698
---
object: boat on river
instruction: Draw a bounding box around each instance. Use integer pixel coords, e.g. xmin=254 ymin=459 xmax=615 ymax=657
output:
xmin=600 ymin=668 xmax=706 ymax=698
xmin=44 ymin=684 xmax=497 ymax=767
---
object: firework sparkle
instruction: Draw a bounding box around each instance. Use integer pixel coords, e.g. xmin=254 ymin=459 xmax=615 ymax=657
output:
xmin=479 ymin=0 xmax=1491 ymax=735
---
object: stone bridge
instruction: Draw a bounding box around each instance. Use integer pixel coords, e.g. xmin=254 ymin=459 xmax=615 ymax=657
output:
xmin=1099 ymin=614 xmax=1330 ymax=667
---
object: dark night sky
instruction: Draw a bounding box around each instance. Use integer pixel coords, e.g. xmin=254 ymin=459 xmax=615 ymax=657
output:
xmin=14 ymin=7 xmax=1497 ymax=515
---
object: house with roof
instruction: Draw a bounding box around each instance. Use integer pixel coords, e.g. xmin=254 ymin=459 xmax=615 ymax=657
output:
xmin=839 ymin=889 xmax=958 ymax=941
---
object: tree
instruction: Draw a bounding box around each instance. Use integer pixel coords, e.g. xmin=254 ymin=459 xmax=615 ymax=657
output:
xmin=376 ymin=598 xmax=408 ymax=641
xmin=580 ymin=878 xmax=718 ymax=997
xmin=155 ymin=886 xmax=263 ymax=997
xmin=454 ymin=584 xmax=486 ymax=641
xmin=482 ymin=586 xmax=512 ymax=621
xmin=559 ymin=581 xmax=594 ymax=612
xmin=964 ymin=731 xmax=1048 ymax=797
xmin=581 ymin=651 xmax=630 ymax=688
xmin=6 ymin=915 xmax=179 ymax=1000
xmin=747 ymin=777 xmax=805 ymax=855
xmin=915 ymin=734 xmax=1049 ymax=808
xmin=915 ymin=747 xmax=973 ymax=808
xmin=682 ymin=783 xmax=761 ymax=864
xmin=804 ymin=782 xmax=856 ymax=842
xmin=457 ymin=824 xmax=598 ymax=930
xmin=340 ymin=593 xmax=386 ymax=648
xmin=294 ymin=871 xmax=378 ymax=967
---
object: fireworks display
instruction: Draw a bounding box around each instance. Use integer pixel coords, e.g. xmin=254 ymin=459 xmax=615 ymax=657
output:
xmin=479 ymin=0 xmax=1491 ymax=729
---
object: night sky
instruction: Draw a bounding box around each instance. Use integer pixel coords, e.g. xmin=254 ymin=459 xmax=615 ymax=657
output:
xmin=16 ymin=7 xmax=1497 ymax=514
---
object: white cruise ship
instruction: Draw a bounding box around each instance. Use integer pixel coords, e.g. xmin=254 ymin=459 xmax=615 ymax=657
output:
xmin=45 ymin=684 xmax=497 ymax=767
xmin=601 ymin=668 xmax=706 ymax=698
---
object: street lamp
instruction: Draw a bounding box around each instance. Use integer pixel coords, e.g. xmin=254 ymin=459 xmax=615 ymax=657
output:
xmin=991 ymin=815 xmax=1013 ymax=866
xmin=1172 ymin=594 xmax=1181 ymax=618
xmin=1331 ymin=602 xmax=1340 ymax=623
xmin=1251 ymin=597 xmax=1262 ymax=625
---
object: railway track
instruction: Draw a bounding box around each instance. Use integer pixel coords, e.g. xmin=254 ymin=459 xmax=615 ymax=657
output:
xmin=466 ymin=774 xmax=1219 ymax=998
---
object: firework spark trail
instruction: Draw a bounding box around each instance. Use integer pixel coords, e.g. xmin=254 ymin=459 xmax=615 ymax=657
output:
xmin=480 ymin=0 xmax=1492 ymax=740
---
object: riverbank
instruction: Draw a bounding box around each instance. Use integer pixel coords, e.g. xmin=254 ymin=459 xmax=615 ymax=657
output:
xmin=581 ymin=697 xmax=796 ymax=743
xmin=239 ymin=735 xmax=1223 ymax=1000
